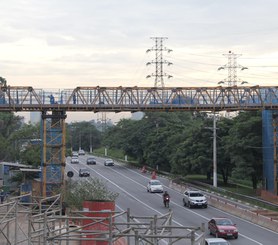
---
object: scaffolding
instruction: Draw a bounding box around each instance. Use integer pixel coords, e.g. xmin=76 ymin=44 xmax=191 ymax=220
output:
xmin=0 ymin=194 xmax=206 ymax=245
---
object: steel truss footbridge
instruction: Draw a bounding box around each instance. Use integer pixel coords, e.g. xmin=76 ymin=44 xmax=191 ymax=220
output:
xmin=1 ymin=85 xmax=278 ymax=196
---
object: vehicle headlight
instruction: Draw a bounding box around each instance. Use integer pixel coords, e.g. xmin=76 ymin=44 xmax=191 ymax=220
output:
xmin=234 ymin=229 xmax=238 ymax=232
xmin=219 ymin=229 xmax=225 ymax=232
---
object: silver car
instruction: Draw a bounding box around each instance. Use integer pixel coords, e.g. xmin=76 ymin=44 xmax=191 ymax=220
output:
xmin=205 ymin=238 xmax=231 ymax=245
xmin=104 ymin=159 xmax=114 ymax=166
xmin=183 ymin=189 xmax=207 ymax=208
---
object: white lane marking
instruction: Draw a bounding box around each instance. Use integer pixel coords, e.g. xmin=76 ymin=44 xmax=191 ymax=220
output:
xmin=68 ymin=160 xmax=265 ymax=244
xmin=95 ymin=163 xmax=266 ymax=245
xmin=81 ymin=165 xmax=170 ymax=245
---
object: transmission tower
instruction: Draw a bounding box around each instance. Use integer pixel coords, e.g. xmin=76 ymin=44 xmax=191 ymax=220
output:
xmin=146 ymin=37 xmax=173 ymax=87
xmin=218 ymin=51 xmax=248 ymax=86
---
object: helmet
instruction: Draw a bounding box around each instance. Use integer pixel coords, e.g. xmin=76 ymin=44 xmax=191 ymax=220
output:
xmin=164 ymin=191 xmax=168 ymax=195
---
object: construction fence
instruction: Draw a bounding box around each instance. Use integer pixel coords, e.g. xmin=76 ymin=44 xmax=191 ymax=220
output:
xmin=0 ymin=193 xmax=206 ymax=245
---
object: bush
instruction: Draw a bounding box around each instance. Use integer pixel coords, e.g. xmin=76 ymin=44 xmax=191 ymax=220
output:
xmin=63 ymin=178 xmax=119 ymax=210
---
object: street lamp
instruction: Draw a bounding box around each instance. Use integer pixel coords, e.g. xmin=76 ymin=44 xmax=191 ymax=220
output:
xmin=212 ymin=115 xmax=217 ymax=188
xmin=89 ymin=130 xmax=93 ymax=153
xmin=205 ymin=114 xmax=218 ymax=188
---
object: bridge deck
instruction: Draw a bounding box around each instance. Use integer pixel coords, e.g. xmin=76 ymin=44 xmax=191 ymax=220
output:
xmin=0 ymin=85 xmax=278 ymax=111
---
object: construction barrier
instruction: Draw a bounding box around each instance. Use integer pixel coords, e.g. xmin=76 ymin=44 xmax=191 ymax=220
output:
xmin=141 ymin=166 xmax=146 ymax=173
xmin=82 ymin=200 xmax=115 ymax=245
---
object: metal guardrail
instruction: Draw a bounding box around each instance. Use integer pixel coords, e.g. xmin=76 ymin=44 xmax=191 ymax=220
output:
xmin=186 ymin=180 xmax=278 ymax=211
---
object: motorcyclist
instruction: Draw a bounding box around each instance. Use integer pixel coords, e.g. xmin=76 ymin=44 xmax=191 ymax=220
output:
xmin=163 ymin=191 xmax=170 ymax=207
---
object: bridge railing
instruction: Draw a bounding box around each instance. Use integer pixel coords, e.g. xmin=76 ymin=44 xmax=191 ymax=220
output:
xmin=1 ymin=85 xmax=278 ymax=111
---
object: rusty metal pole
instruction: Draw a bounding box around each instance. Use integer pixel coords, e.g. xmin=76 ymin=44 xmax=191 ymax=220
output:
xmin=42 ymin=112 xmax=47 ymax=198
xmin=127 ymin=208 xmax=130 ymax=245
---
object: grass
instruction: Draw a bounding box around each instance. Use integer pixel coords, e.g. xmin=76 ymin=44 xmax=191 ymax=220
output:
xmin=93 ymin=147 xmax=136 ymax=162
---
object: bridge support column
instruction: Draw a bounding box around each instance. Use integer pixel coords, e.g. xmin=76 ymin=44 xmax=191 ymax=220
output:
xmin=41 ymin=110 xmax=67 ymax=197
xmin=273 ymin=114 xmax=278 ymax=195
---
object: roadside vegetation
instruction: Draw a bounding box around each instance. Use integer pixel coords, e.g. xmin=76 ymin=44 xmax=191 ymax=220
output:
xmin=0 ymin=111 xmax=264 ymax=198
xmin=101 ymin=111 xmax=263 ymax=191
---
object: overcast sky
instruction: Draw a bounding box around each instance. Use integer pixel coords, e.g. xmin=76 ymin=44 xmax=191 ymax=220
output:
xmin=1 ymin=0 xmax=278 ymax=122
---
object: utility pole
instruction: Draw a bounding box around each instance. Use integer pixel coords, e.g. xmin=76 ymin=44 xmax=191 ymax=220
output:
xmin=213 ymin=114 xmax=217 ymax=188
xmin=205 ymin=114 xmax=218 ymax=188
xmin=89 ymin=130 xmax=93 ymax=153
xmin=146 ymin=37 xmax=173 ymax=88
xmin=218 ymin=51 xmax=248 ymax=86
xmin=79 ymin=131 xmax=81 ymax=150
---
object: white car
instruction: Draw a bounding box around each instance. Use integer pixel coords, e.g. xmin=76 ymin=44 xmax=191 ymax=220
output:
xmin=71 ymin=157 xmax=79 ymax=164
xmin=72 ymin=152 xmax=78 ymax=158
xmin=205 ymin=238 xmax=231 ymax=245
xmin=183 ymin=189 xmax=207 ymax=208
xmin=78 ymin=149 xmax=85 ymax=155
xmin=147 ymin=180 xmax=163 ymax=193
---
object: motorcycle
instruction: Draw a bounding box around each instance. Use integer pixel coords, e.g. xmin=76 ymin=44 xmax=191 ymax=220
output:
xmin=164 ymin=196 xmax=170 ymax=208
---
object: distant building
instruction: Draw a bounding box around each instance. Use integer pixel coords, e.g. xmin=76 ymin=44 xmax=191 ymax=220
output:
xmin=30 ymin=112 xmax=41 ymax=125
xmin=131 ymin=112 xmax=144 ymax=121
xmin=0 ymin=162 xmax=33 ymax=192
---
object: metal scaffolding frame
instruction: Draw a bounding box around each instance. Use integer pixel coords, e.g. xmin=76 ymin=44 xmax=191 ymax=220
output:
xmin=41 ymin=111 xmax=67 ymax=198
xmin=0 ymin=194 xmax=206 ymax=245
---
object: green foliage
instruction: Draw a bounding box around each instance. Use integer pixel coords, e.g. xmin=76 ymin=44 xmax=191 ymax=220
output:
xmin=102 ymin=111 xmax=263 ymax=189
xmin=66 ymin=121 xmax=101 ymax=152
xmin=19 ymin=145 xmax=41 ymax=167
xmin=63 ymin=178 xmax=119 ymax=210
xmin=226 ymin=111 xmax=262 ymax=189
xmin=0 ymin=112 xmax=25 ymax=161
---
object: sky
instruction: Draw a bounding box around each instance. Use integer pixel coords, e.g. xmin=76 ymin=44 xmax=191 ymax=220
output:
xmin=1 ymin=0 xmax=278 ymax=122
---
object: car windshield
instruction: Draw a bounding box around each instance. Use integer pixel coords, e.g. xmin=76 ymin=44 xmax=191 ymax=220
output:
xmin=216 ymin=219 xmax=233 ymax=226
xmin=210 ymin=242 xmax=229 ymax=245
xmin=189 ymin=192 xmax=203 ymax=197
xmin=151 ymin=181 xmax=161 ymax=185
xmin=88 ymin=158 xmax=95 ymax=160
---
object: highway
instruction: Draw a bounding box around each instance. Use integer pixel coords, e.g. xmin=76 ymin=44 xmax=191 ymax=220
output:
xmin=66 ymin=154 xmax=278 ymax=245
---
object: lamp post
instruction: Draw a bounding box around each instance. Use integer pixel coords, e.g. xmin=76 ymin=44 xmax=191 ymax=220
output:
xmin=89 ymin=130 xmax=93 ymax=153
xmin=79 ymin=131 xmax=81 ymax=151
xmin=212 ymin=114 xmax=217 ymax=188
xmin=205 ymin=113 xmax=218 ymax=188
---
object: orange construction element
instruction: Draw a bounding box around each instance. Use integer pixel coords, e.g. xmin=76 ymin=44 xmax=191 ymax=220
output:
xmin=82 ymin=200 xmax=115 ymax=245
xmin=141 ymin=166 xmax=146 ymax=173
xmin=151 ymin=171 xmax=156 ymax=179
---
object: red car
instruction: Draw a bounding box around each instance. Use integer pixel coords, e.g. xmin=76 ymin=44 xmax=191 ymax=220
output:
xmin=208 ymin=218 xmax=238 ymax=239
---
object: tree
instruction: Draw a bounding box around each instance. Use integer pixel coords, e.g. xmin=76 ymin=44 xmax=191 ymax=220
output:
xmin=67 ymin=121 xmax=101 ymax=152
xmin=0 ymin=112 xmax=24 ymax=161
xmin=226 ymin=111 xmax=262 ymax=189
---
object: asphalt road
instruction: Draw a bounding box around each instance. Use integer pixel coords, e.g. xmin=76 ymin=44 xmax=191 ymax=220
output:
xmin=66 ymin=155 xmax=278 ymax=245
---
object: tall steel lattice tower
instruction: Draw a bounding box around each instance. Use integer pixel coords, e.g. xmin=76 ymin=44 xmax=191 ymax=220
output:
xmin=218 ymin=51 xmax=248 ymax=86
xmin=146 ymin=37 xmax=173 ymax=87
